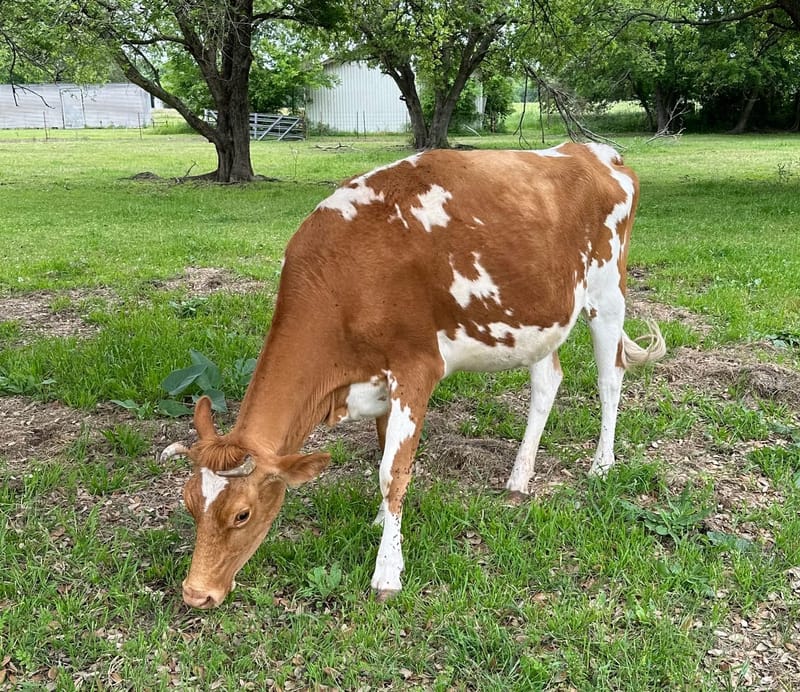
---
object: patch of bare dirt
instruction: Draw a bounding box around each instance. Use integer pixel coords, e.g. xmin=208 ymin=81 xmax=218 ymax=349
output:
xmin=628 ymin=286 xmax=715 ymax=337
xmin=0 ymin=288 xmax=114 ymax=344
xmin=660 ymin=345 xmax=800 ymax=406
xmin=706 ymin=586 xmax=800 ymax=690
xmin=0 ymin=396 xmax=115 ymax=466
xmin=0 ymin=396 xmax=188 ymax=469
xmin=155 ymin=266 xmax=268 ymax=296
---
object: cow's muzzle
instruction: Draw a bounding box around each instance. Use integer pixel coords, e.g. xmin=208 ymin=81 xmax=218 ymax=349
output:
xmin=182 ymin=581 xmax=228 ymax=609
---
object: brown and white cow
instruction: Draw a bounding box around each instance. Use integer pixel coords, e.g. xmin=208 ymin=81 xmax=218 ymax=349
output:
xmin=162 ymin=142 xmax=666 ymax=608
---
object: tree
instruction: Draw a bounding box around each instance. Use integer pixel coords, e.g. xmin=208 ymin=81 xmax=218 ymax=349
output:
xmin=0 ymin=0 xmax=113 ymax=85
xmin=540 ymin=0 xmax=800 ymax=133
xmin=161 ymin=24 xmax=332 ymax=115
xmin=3 ymin=0 xmax=340 ymax=182
xmin=340 ymin=0 xmax=518 ymax=149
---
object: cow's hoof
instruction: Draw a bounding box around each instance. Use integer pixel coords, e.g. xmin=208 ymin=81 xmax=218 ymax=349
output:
xmin=504 ymin=490 xmax=529 ymax=506
xmin=374 ymin=588 xmax=400 ymax=603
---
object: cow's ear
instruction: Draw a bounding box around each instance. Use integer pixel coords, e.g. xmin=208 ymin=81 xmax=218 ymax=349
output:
xmin=272 ymin=453 xmax=331 ymax=487
xmin=193 ymin=395 xmax=217 ymax=440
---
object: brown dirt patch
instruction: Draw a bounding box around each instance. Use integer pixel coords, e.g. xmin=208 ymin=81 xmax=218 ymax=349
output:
xmin=660 ymin=345 xmax=800 ymax=407
xmin=155 ymin=266 xmax=268 ymax=296
xmin=0 ymin=288 xmax=114 ymax=344
xmin=707 ymin=589 xmax=800 ymax=690
xmin=627 ymin=287 xmax=714 ymax=337
xmin=0 ymin=396 xmax=191 ymax=469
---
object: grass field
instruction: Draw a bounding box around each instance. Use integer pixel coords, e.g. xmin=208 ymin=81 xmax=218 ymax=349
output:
xmin=1 ymin=126 xmax=800 ymax=690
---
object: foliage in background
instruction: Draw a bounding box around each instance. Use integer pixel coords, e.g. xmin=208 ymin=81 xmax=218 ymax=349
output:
xmin=339 ymin=0 xmax=519 ymax=147
xmin=1 ymin=0 xmax=343 ymax=182
xmin=161 ymin=24 xmax=332 ymax=116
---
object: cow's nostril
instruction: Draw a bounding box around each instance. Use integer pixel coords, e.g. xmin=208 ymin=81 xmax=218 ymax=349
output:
xmin=183 ymin=584 xmax=221 ymax=609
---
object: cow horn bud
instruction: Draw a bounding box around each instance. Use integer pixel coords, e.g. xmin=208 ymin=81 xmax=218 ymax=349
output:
xmin=217 ymin=455 xmax=256 ymax=478
xmin=160 ymin=442 xmax=191 ymax=462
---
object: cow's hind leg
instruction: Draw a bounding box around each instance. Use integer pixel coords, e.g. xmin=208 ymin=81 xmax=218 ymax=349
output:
xmin=586 ymin=299 xmax=626 ymax=477
xmin=505 ymin=352 xmax=563 ymax=502
xmin=371 ymin=363 xmax=440 ymax=599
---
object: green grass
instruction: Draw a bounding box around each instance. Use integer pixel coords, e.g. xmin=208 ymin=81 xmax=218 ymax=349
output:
xmin=2 ymin=127 xmax=800 ymax=689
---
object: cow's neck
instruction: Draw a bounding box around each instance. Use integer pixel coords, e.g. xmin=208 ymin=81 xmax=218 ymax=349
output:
xmin=230 ymin=302 xmax=341 ymax=457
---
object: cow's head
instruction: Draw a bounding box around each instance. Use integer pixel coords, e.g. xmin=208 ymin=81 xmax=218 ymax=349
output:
xmin=162 ymin=396 xmax=330 ymax=609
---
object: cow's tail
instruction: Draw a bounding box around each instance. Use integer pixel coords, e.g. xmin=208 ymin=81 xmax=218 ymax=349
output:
xmin=620 ymin=320 xmax=667 ymax=369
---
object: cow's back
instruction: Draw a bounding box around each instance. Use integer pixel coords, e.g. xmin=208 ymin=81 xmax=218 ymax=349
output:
xmin=282 ymin=144 xmax=638 ymax=373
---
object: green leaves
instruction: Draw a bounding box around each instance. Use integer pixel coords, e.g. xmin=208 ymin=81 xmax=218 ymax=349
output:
xmin=620 ymin=486 xmax=712 ymax=543
xmin=154 ymin=351 xmax=257 ymax=417
xmin=158 ymin=349 xmax=227 ymax=417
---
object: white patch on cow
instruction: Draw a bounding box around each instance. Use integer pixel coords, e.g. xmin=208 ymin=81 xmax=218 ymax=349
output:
xmin=380 ymin=382 xmax=416 ymax=497
xmin=371 ymin=508 xmax=404 ymax=592
xmin=338 ymin=377 xmax=390 ymax=423
xmin=316 ymin=178 xmax=385 ymax=221
xmin=200 ymin=467 xmax=229 ymax=513
xmin=436 ymin=312 xmax=582 ymax=377
xmin=317 ymin=153 xmax=422 ymax=222
xmin=370 ymin=372 xmax=416 ymax=593
xmin=449 ymin=253 xmax=502 ymax=309
xmin=586 ymin=142 xmax=635 ymax=237
xmin=410 ymin=184 xmax=452 ymax=232
xmin=473 ymin=217 xmax=485 ymax=226
xmin=530 ymin=144 xmax=569 ymax=158
xmin=389 ymin=203 xmax=409 ymax=229
xmin=585 ymin=142 xmax=622 ymax=168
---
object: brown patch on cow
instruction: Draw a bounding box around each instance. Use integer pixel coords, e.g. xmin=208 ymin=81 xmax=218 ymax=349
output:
xmin=587 ymin=307 xmax=598 ymax=320
xmin=616 ymin=340 xmax=626 ymax=369
xmin=308 ymin=146 xmax=637 ymax=350
xmin=190 ymin=437 xmax=250 ymax=472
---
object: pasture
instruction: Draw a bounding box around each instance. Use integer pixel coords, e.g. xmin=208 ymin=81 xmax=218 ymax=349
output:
xmin=1 ymin=127 xmax=799 ymax=690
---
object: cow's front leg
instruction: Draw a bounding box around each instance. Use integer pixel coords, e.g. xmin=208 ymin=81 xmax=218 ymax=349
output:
xmin=371 ymin=365 xmax=439 ymax=600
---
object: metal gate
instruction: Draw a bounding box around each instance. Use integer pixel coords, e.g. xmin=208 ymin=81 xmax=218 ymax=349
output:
xmin=60 ymin=88 xmax=85 ymax=128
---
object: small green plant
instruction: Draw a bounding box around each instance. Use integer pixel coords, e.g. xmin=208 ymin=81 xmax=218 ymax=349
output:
xmin=299 ymin=563 xmax=343 ymax=601
xmin=102 ymin=424 xmax=150 ymax=458
xmin=620 ymin=486 xmax=712 ymax=543
xmin=159 ymin=349 xmax=226 ymax=416
xmin=762 ymin=330 xmax=800 ymax=349
xmin=0 ymin=371 xmax=56 ymax=396
xmin=325 ymin=440 xmax=353 ymax=464
xmin=231 ymin=356 xmax=257 ymax=388
xmin=109 ymin=398 xmax=154 ymax=419
xmin=169 ymin=297 xmax=209 ymax=318
xmin=158 ymin=350 xmax=257 ymax=417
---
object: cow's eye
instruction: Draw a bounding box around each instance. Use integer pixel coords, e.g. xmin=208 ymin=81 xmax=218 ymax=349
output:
xmin=234 ymin=509 xmax=251 ymax=526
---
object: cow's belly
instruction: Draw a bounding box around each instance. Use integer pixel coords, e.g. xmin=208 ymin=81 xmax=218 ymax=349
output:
xmin=436 ymin=321 xmax=573 ymax=376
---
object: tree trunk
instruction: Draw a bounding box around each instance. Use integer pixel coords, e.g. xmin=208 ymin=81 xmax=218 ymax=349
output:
xmin=654 ymin=85 xmax=670 ymax=133
xmin=631 ymin=83 xmax=655 ymax=130
xmin=424 ymin=89 xmax=462 ymax=149
xmin=729 ymin=92 xmax=758 ymax=134
xmin=212 ymin=103 xmax=255 ymax=182
xmin=385 ymin=64 xmax=430 ymax=149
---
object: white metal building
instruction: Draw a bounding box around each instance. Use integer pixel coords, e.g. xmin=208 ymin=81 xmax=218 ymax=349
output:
xmin=305 ymin=62 xmax=410 ymax=134
xmin=0 ymin=83 xmax=152 ymax=129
